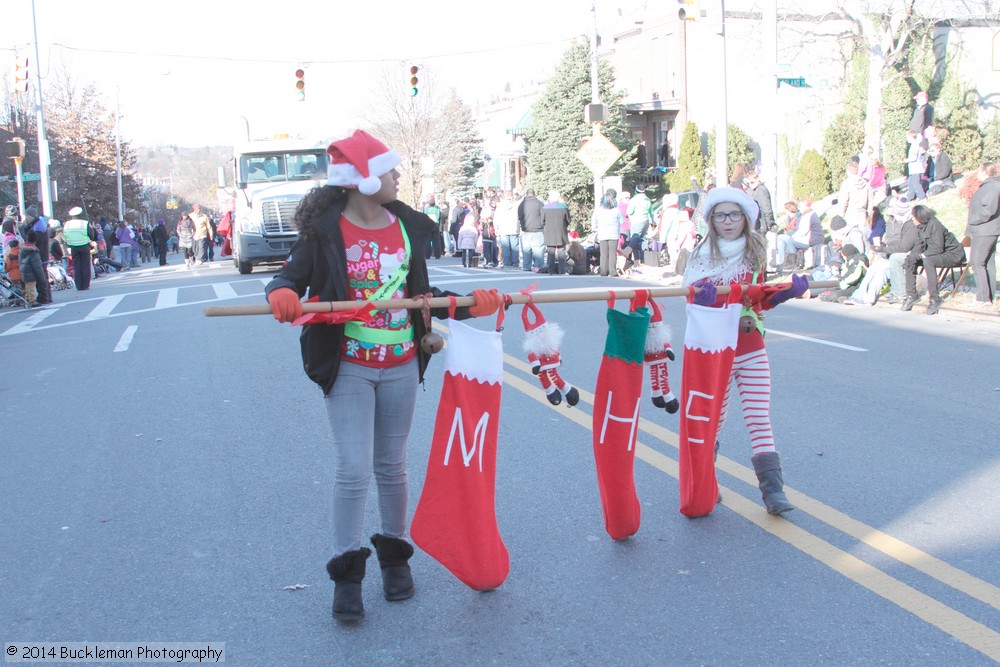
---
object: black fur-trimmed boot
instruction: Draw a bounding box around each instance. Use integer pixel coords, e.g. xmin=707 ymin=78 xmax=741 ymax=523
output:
xmin=370 ymin=534 xmax=415 ymax=601
xmin=751 ymin=451 xmax=794 ymax=515
xmin=325 ymin=547 xmax=371 ymax=622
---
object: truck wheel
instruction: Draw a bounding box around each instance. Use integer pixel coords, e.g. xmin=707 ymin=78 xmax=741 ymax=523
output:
xmin=237 ymin=259 xmax=253 ymax=275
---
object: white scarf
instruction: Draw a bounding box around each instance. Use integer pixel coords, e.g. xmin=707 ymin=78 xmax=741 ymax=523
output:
xmin=681 ymin=236 xmax=751 ymax=287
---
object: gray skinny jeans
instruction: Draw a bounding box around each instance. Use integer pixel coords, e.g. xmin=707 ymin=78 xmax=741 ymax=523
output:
xmin=324 ymin=358 xmax=417 ymax=556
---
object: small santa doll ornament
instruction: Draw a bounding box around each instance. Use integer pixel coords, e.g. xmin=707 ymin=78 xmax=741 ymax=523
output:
xmin=521 ymin=301 xmax=579 ymax=407
xmin=644 ymin=299 xmax=678 ymax=413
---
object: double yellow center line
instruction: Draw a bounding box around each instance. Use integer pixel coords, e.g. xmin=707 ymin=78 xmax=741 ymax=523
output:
xmin=490 ymin=343 xmax=1000 ymax=660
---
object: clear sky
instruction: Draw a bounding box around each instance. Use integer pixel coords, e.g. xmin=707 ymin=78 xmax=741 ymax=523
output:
xmin=4 ymin=0 xmax=614 ymax=147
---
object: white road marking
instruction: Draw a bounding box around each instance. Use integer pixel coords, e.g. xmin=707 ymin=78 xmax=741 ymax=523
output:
xmin=768 ymin=328 xmax=868 ymax=352
xmin=114 ymin=325 xmax=138 ymax=352
xmin=429 ymin=266 xmax=470 ymax=276
xmin=155 ymin=288 xmax=178 ymax=309
xmin=1 ymin=306 xmax=61 ymax=335
xmin=212 ymin=283 xmax=238 ymax=300
xmin=83 ymin=294 xmax=125 ymax=321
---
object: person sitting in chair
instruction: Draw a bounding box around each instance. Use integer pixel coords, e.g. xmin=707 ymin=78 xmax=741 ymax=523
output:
xmin=901 ymin=204 xmax=966 ymax=315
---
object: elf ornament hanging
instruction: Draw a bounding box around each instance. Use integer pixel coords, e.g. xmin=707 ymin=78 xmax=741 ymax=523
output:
xmin=643 ymin=299 xmax=678 ymax=413
xmin=521 ymin=301 xmax=579 ymax=407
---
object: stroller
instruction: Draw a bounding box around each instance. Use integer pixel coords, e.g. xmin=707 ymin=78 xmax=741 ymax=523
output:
xmin=0 ymin=272 xmax=32 ymax=309
xmin=48 ymin=262 xmax=74 ymax=291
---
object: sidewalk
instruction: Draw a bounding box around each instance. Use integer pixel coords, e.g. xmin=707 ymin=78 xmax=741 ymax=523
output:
xmin=619 ymin=254 xmax=999 ymax=322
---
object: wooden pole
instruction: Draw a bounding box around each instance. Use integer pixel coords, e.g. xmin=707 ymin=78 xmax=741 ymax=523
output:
xmin=203 ymin=279 xmax=840 ymax=318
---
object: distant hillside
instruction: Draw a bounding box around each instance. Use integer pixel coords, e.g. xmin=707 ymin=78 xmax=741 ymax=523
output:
xmin=133 ymin=144 xmax=233 ymax=207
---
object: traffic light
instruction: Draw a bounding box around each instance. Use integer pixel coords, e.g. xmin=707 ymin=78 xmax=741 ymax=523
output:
xmin=13 ymin=55 xmax=29 ymax=94
xmin=295 ymin=68 xmax=305 ymax=101
xmin=677 ymin=0 xmax=702 ymax=20
xmin=409 ymin=65 xmax=419 ymax=97
xmin=4 ymin=138 xmax=26 ymax=159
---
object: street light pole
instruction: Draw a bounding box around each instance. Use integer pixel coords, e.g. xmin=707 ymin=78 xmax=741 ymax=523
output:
xmin=716 ymin=0 xmax=729 ymax=187
xmin=115 ymin=87 xmax=124 ymax=221
xmin=30 ymin=0 xmax=53 ymax=217
xmin=590 ymin=1 xmax=602 ymax=204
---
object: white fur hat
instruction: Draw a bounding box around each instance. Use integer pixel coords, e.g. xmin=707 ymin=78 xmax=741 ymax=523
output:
xmin=326 ymin=130 xmax=401 ymax=196
xmin=702 ymin=186 xmax=759 ymax=224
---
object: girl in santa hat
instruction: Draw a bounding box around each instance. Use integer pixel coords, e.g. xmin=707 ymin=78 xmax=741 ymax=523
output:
xmin=265 ymin=129 xmax=502 ymax=623
xmin=681 ymin=186 xmax=808 ymax=515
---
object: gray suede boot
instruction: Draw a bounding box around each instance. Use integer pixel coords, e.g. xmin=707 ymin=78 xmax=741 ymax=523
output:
xmin=715 ymin=440 xmax=722 ymax=504
xmin=325 ymin=547 xmax=371 ymax=622
xmin=751 ymin=452 xmax=794 ymax=515
xmin=370 ymin=534 xmax=415 ymax=601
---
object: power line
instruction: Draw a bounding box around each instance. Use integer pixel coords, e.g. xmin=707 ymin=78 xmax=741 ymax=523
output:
xmin=44 ymin=37 xmax=583 ymax=66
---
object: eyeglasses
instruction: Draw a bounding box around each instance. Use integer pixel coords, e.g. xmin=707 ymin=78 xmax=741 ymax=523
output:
xmin=711 ymin=210 xmax=745 ymax=224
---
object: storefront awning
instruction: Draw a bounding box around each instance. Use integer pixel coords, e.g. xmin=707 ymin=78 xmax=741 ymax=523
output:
xmin=506 ymin=111 xmax=533 ymax=137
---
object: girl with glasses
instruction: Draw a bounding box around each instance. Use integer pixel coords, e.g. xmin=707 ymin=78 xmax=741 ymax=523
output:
xmin=681 ymin=187 xmax=808 ymax=515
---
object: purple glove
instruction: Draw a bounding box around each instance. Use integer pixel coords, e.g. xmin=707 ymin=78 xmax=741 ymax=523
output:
xmin=770 ymin=274 xmax=809 ymax=306
xmin=692 ymin=279 xmax=717 ymax=307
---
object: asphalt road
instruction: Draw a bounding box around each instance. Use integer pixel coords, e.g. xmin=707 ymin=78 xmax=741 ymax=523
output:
xmin=2 ymin=253 xmax=998 ymax=666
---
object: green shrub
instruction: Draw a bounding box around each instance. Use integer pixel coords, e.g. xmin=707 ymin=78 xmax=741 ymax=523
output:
xmin=792 ymin=149 xmax=832 ymax=201
xmin=881 ymin=76 xmax=913 ymax=180
xmin=822 ymin=111 xmax=864 ymax=181
xmin=981 ymin=113 xmax=1000 ymax=163
xmin=943 ymin=104 xmax=984 ymax=172
xmin=708 ymin=124 xmax=756 ymax=182
xmin=667 ymin=122 xmax=705 ymax=193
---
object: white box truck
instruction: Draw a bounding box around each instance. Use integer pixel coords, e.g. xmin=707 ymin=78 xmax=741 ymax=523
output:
xmin=218 ymin=137 xmax=328 ymax=274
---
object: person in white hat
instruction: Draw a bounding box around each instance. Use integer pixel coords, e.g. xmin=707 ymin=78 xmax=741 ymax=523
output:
xmin=681 ymin=186 xmax=808 ymax=515
xmin=63 ymin=206 xmax=96 ymax=290
xmin=264 ymin=129 xmax=503 ymax=624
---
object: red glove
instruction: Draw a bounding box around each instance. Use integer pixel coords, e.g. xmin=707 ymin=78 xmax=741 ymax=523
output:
xmin=469 ymin=288 xmax=503 ymax=318
xmin=268 ymin=287 xmax=303 ymax=323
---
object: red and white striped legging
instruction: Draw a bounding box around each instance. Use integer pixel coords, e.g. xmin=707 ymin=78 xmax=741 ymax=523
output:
xmin=716 ymin=347 xmax=776 ymax=454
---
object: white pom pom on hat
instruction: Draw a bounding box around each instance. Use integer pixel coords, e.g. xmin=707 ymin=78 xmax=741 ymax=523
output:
xmin=326 ymin=129 xmax=402 ymax=195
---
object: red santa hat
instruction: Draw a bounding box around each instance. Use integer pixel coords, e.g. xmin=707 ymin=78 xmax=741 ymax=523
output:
xmin=644 ymin=299 xmax=673 ymax=354
xmin=521 ymin=302 xmax=564 ymax=356
xmin=326 ymin=129 xmax=402 ymax=196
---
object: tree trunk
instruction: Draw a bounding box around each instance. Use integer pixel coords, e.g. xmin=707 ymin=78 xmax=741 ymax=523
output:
xmin=865 ymin=46 xmax=885 ymax=157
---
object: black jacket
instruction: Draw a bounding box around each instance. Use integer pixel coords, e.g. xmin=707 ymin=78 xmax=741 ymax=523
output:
xmin=911 ymin=216 xmax=965 ymax=266
xmin=264 ymin=199 xmax=472 ymax=396
xmin=926 ymin=152 xmax=953 ymax=182
xmin=909 ymin=103 xmax=934 ymax=135
xmin=749 ymin=183 xmax=775 ymax=233
xmin=518 ymin=195 xmax=545 ymax=233
xmin=966 ymin=177 xmax=1000 ymax=237
xmin=881 ymin=215 xmax=918 ymax=256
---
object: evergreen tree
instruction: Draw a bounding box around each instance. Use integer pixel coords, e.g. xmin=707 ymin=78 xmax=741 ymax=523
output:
xmin=792 ymin=149 xmax=832 ymax=201
xmin=981 ymin=113 xmax=1000 ymax=163
xmin=880 ymin=76 xmax=913 ymax=181
xmin=524 ymin=40 xmax=634 ymax=219
xmin=667 ymin=122 xmax=705 ymax=193
xmin=707 ymin=124 xmax=756 ymax=182
xmin=942 ymin=103 xmax=983 ymax=172
xmin=822 ymin=52 xmax=867 ymax=180
xmin=430 ymin=89 xmax=483 ymax=199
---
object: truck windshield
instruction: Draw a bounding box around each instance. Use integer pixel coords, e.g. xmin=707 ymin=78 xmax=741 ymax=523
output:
xmin=240 ymin=151 xmax=327 ymax=183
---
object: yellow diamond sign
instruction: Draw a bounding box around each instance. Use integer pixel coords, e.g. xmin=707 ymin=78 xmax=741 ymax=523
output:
xmin=576 ymin=131 xmax=622 ymax=176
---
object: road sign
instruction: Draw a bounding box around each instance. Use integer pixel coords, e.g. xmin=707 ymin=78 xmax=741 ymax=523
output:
xmin=778 ymin=77 xmax=810 ymax=88
xmin=576 ymin=131 xmax=622 ymax=176
xmin=21 ymin=172 xmax=40 ymax=182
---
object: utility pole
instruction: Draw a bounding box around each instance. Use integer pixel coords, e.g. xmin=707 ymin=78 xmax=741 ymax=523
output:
xmin=116 ymin=87 xmax=124 ymax=221
xmin=590 ymin=2 xmax=603 ymax=204
xmin=762 ymin=0 xmax=778 ymax=200
xmin=716 ymin=0 xmax=729 ymax=187
xmin=30 ymin=0 xmax=53 ymax=217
